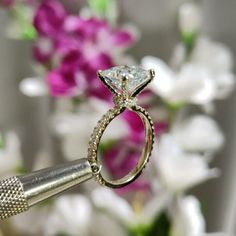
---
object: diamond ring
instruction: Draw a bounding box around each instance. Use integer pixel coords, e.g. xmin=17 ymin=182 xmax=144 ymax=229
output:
xmin=88 ymin=65 xmax=155 ymax=188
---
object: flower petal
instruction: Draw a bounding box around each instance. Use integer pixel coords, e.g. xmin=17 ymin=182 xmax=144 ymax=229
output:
xmin=172 ymin=115 xmax=224 ymax=153
xmin=0 ymin=132 xmax=23 ymax=177
xmin=154 ymin=134 xmax=219 ymax=191
xmin=214 ymin=72 xmax=235 ymax=99
xmin=179 ymin=2 xmax=202 ymax=34
xmin=52 ymin=98 xmax=128 ymax=160
xmin=141 ymin=56 xmax=175 ymax=98
xmin=169 ymin=64 xmax=216 ymax=104
xmin=91 ymin=188 xmax=134 ymax=226
xmin=170 ymin=196 xmax=205 ymax=236
xmin=43 ymin=195 xmax=92 ymax=236
xmin=19 ymin=78 xmax=48 ymax=97
xmin=191 ymin=37 xmax=234 ymax=73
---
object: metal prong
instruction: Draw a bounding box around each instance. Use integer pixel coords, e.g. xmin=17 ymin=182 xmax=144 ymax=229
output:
xmin=122 ymin=75 xmax=128 ymax=82
xmin=149 ymin=69 xmax=155 ymax=80
xmin=97 ymin=70 xmax=103 ymax=77
xmin=121 ymin=75 xmax=128 ymax=97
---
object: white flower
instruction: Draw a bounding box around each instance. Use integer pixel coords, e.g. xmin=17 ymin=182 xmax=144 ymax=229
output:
xmin=169 ymin=64 xmax=215 ymax=104
xmin=170 ymin=196 xmax=206 ymax=236
xmin=172 ymin=115 xmax=224 ymax=153
xmin=191 ymin=37 xmax=235 ymax=99
xmin=19 ymin=77 xmax=48 ymax=97
xmin=144 ymin=37 xmax=235 ymax=103
xmin=214 ymin=72 xmax=235 ymax=99
xmin=91 ymin=187 xmax=170 ymax=228
xmin=142 ymin=56 xmax=216 ymax=104
xmin=12 ymin=207 xmax=49 ymax=235
xmin=170 ymin=196 xmax=231 ymax=236
xmin=154 ymin=134 xmax=219 ymax=192
xmin=0 ymin=132 xmax=23 ymax=177
xmin=91 ymin=188 xmax=133 ymax=225
xmin=179 ymin=2 xmax=202 ymax=34
xmin=171 ymin=37 xmax=235 ymax=100
xmin=142 ymin=56 xmax=175 ymax=99
xmin=204 ymin=234 xmax=233 ymax=236
xmin=90 ymin=211 xmax=129 ymax=236
xmin=52 ymin=98 xmax=128 ymax=160
xmin=43 ymin=195 xmax=92 ymax=236
xmin=192 ymin=37 xmax=233 ymax=73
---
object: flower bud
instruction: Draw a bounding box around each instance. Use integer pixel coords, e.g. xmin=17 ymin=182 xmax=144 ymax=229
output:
xmin=179 ymin=2 xmax=202 ymax=35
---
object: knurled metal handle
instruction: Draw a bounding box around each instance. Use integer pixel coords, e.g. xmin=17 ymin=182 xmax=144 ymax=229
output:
xmin=0 ymin=177 xmax=29 ymax=220
xmin=0 ymin=158 xmax=93 ymax=220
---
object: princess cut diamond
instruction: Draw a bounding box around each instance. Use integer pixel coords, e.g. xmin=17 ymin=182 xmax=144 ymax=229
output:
xmin=99 ymin=65 xmax=152 ymax=96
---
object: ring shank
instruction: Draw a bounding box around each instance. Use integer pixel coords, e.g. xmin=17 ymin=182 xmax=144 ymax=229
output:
xmin=87 ymin=105 xmax=154 ymax=188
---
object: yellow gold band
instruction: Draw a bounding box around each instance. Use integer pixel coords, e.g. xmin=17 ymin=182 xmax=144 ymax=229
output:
xmin=87 ymin=65 xmax=155 ymax=188
xmin=87 ymin=103 xmax=154 ymax=188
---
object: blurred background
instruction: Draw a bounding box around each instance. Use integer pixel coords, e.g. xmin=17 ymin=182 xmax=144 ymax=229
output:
xmin=0 ymin=0 xmax=235 ymax=235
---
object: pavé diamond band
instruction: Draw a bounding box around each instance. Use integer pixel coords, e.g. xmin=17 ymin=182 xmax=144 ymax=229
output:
xmin=88 ymin=65 xmax=155 ymax=188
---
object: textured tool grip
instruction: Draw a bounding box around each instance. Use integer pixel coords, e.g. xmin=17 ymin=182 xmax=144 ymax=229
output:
xmin=0 ymin=177 xmax=29 ymax=220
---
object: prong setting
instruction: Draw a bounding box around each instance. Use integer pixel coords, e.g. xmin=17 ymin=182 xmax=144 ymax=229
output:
xmin=121 ymin=75 xmax=129 ymax=98
xmin=97 ymin=70 xmax=103 ymax=77
xmin=149 ymin=69 xmax=155 ymax=80
xmin=88 ymin=65 xmax=155 ymax=188
xmin=97 ymin=65 xmax=154 ymax=98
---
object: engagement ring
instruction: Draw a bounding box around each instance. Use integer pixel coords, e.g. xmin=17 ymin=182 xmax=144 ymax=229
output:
xmin=88 ymin=65 xmax=155 ymax=188
xmin=0 ymin=65 xmax=155 ymax=220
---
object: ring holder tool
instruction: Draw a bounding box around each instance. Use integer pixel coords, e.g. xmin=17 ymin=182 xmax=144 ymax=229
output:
xmin=0 ymin=66 xmax=155 ymax=220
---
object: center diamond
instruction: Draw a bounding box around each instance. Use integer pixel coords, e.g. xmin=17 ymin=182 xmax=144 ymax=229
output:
xmin=98 ymin=65 xmax=152 ymax=96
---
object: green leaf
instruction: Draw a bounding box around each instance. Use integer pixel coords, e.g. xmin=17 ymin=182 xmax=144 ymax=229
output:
xmin=164 ymin=100 xmax=185 ymax=112
xmin=15 ymin=165 xmax=27 ymax=175
xmin=148 ymin=211 xmax=171 ymax=236
xmin=88 ymin=0 xmax=118 ymax=23
xmin=56 ymin=233 xmax=70 ymax=236
xmin=0 ymin=135 xmax=5 ymax=149
xmin=129 ymin=211 xmax=171 ymax=236
xmin=8 ymin=4 xmax=37 ymax=40
xmin=129 ymin=224 xmax=150 ymax=236
xmin=88 ymin=0 xmax=109 ymax=15
xmin=21 ymin=24 xmax=37 ymax=40
xmin=99 ymin=139 xmax=116 ymax=155
xmin=181 ymin=31 xmax=198 ymax=56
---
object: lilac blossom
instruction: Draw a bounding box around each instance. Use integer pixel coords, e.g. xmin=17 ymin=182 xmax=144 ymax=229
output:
xmin=33 ymin=0 xmax=135 ymax=100
xmin=102 ymin=110 xmax=168 ymax=193
xmin=0 ymin=0 xmax=14 ymax=7
xmin=103 ymin=137 xmax=151 ymax=193
xmin=33 ymin=0 xmax=66 ymax=37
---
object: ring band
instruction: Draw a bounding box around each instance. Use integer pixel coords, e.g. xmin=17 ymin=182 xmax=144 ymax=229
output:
xmin=87 ymin=65 xmax=155 ymax=188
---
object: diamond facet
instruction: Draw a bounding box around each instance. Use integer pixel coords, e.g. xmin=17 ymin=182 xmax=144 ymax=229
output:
xmin=99 ymin=66 xmax=151 ymax=96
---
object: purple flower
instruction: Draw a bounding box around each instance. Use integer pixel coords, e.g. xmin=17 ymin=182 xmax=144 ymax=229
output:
xmin=33 ymin=2 xmax=136 ymax=100
xmin=33 ymin=0 xmax=66 ymax=36
xmin=122 ymin=106 xmax=169 ymax=147
xmin=33 ymin=37 xmax=54 ymax=64
xmin=64 ymin=17 xmax=107 ymax=39
xmin=0 ymin=0 xmax=14 ymax=7
xmin=154 ymin=122 xmax=169 ymax=137
xmin=103 ymin=138 xmax=151 ymax=192
xmin=46 ymin=69 xmax=77 ymax=97
xmin=86 ymin=53 xmax=113 ymax=100
xmin=111 ymin=30 xmax=135 ymax=46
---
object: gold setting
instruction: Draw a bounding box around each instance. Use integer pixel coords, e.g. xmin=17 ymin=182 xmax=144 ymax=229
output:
xmin=87 ymin=66 xmax=155 ymax=188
